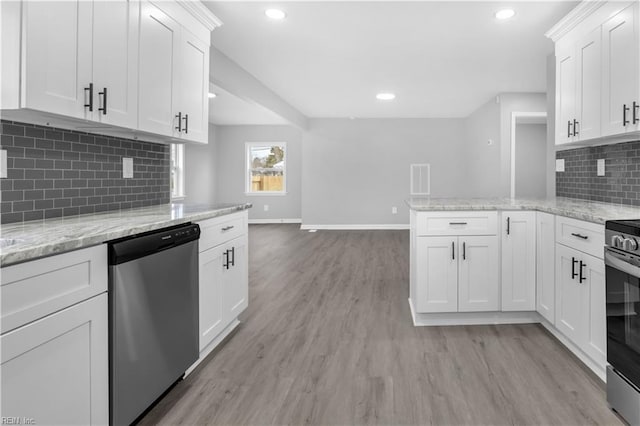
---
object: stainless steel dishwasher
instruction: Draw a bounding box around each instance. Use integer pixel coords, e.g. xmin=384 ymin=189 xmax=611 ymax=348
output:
xmin=108 ymin=223 xmax=200 ymax=426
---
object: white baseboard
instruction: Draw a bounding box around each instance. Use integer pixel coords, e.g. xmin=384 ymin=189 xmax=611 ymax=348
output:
xmin=184 ymin=319 xmax=240 ymax=377
xmin=539 ymin=319 xmax=606 ymax=383
xmin=300 ymin=224 xmax=410 ymax=230
xmin=248 ymin=218 xmax=302 ymax=224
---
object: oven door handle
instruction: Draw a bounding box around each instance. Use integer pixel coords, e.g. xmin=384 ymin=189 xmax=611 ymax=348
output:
xmin=605 ymin=250 xmax=640 ymax=279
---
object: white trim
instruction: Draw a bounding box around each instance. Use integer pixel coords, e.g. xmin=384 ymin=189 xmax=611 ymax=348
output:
xmin=409 ymin=299 xmax=541 ymax=326
xmin=539 ymin=319 xmax=606 ymax=382
xmin=245 ymin=142 xmax=287 ymax=195
xmin=176 ymin=0 xmax=223 ymax=31
xmin=544 ymin=1 xmax=606 ymax=42
xmin=300 ymin=224 xmax=410 ymax=230
xmin=249 ymin=218 xmax=302 ymax=224
xmin=510 ymin=112 xmax=547 ymax=198
xmin=244 ymin=192 xmax=288 ymax=197
xmin=185 ymin=319 xmax=240 ymax=377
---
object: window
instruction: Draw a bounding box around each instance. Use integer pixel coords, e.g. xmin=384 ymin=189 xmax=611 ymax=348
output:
xmin=246 ymin=142 xmax=287 ymax=195
xmin=170 ymin=144 xmax=185 ymax=199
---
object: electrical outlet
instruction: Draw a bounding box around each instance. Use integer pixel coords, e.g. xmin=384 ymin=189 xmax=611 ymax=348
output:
xmin=597 ymin=158 xmax=605 ymax=176
xmin=0 ymin=150 xmax=7 ymax=178
xmin=556 ymin=159 xmax=565 ymax=172
xmin=391 ymin=206 xmax=398 ymax=214
xmin=263 ymin=204 xmax=269 ymax=212
xmin=123 ymin=158 xmax=133 ymax=178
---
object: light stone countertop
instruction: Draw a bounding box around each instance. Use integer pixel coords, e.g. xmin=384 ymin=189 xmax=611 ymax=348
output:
xmin=0 ymin=202 xmax=252 ymax=267
xmin=406 ymin=197 xmax=640 ymax=224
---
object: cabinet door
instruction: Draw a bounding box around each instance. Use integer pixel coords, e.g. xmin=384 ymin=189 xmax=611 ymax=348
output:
xmin=602 ymin=2 xmax=640 ymax=135
xmin=22 ymin=0 xmax=92 ymax=118
xmin=501 ymin=212 xmax=536 ymax=311
xmin=458 ymin=236 xmax=499 ymax=312
xmin=199 ymin=244 xmax=226 ymax=351
xmin=536 ymin=212 xmax=555 ymax=323
xmin=1 ymin=294 xmax=108 ymax=425
xmin=415 ymin=237 xmax=458 ymax=313
xmin=582 ymin=253 xmax=606 ymax=368
xmin=555 ymin=45 xmax=576 ymax=145
xmin=177 ymin=30 xmax=209 ymax=143
xmin=92 ymin=0 xmax=139 ymax=128
xmin=555 ymin=244 xmax=586 ymax=345
xmin=575 ymin=28 xmax=601 ymax=141
xmin=138 ymin=1 xmax=180 ymax=136
xmin=224 ymin=236 xmax=249 ymax=322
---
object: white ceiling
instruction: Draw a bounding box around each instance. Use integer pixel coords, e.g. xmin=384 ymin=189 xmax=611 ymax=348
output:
xmin=208 ymin=83 xmax=290 ymax=125
xmin=205 ymin=1 xmax=578 ymax=119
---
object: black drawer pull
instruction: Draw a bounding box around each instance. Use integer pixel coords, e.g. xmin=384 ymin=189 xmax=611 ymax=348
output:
xmin=579 ymin=260 xmax=587 ymax=283
xmin=223 ymin=250 xmax=229 ymax=269
xmin=571 ymin=232 xmax=588 ymax=240
xmin=230 ymin=247 xmax=235 ymax=267
xmin=573 ymin=119 xmax=579 ymax=136
xmin=462 ymin=242 xmax=466 ymax=260
xmin=633 ymin=101 xmax=639 ymax=125
xmin=623 ymin=104 xmax=630 ymax=126
xmin=449 ymin=222 xmax=467 ymax=225
xmin=98 ymin=87 xmax=107 ymax=115
xmin=183 ymin=114 xmax=189 ymax=134
xmin=567 ymin=120 xmax=572 ymax=138
xmin=571 ymin=257 xmax=579 ymax=279
xmin=506 ymin=217 xmax=510 ymax=235
xmin=84 ymin=83 xmax=93 ymax=112
xmin=452 ymin=241 xmax=455 ymax=260
xmin=221 ymin=225 xmax=235 ymax=232
xmin=175 ymin=112 xmax=182 ymax=132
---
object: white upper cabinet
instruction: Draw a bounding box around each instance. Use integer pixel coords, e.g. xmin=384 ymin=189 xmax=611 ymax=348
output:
xmin=548 ymin=1 xmax=640 ymax=145
xmin=177 ymin=30 xmax=210 ymax=144
xmin=602 ymin=1 xmax=640 ymax=135
xmin=22 ymin=0 xmax=92 ymax=118
xmin=138 ymin=1 xmax=181 ymax=137
xmin=501 ymin=211 xmax=536 ymax=311
xmin=91 ymin=0 xmax=139 ymax=128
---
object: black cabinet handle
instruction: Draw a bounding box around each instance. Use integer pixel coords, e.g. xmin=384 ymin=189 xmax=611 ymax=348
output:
xmin=98 ymin=87 xmax=107 ymax=115
xmin=175 ymin=112 xmax=182 ymax=132
xmin=183 ymin=114 xmax=189 ymax=134
xmin=449 ymin=222 xmax=467 ymax=225
xmin=230 ymin=247 xmax=235 ymax=267
xmin=567 ymin=120 xmax=572 ymax=138
xmin=633 ymin=101 xmax=639 ymax=125
xmin=571 ymin=232 xmax=588 ymax=240
xmin=506 ymin=217 xmax=510 ymax=235
xmin=623 ymin=104 xmax=630 ymax=126
xmin=84 ymin=83 xmax=93 ymax=112
xmin=579 ymin=260 xmax=587 ymax=283
xmin=571 ymin=257 xmax=579 ymax=279
xmin=452 ymin=241 xmax=455 ymax=260
xmin=462 ymin=242 xmax=466 ymax=260
xmin=573 ymin=119 xmax=579 ymax=136
xmin=221 ymin=225 xmax=234 ymax=232
xmin=223 ymin=250 xmax=229 ymax=270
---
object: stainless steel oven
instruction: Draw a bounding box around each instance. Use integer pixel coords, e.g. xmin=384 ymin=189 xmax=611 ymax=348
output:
xmin=605 ymin=220 xmax=640 ymax=425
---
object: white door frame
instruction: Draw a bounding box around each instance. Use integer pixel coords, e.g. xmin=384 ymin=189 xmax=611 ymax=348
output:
xmin=510 ymin=111 xmax=547 ymax=198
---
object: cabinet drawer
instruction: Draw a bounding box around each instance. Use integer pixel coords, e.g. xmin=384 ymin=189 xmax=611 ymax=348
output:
xmin=416 ymin=211 xmax=498 ymax=236
xmin=198 ymin=212 xmax=246 ymax=252
xmin=556 ymin=216 xmax=604 ymax=259
xmin=1 ymin=244 xmax=108 ymax=334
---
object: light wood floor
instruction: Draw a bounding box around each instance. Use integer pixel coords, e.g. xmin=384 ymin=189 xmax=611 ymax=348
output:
xmin=140 ymin=225 xmax=621 ymax=426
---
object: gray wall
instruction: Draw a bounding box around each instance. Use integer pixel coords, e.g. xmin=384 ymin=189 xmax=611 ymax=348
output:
xmin=184 ymin=123 xmax=218 ymax=205
xmin=215 ymin=125 xmax=302 ymax=221
xmin=463 ymin=98 xmax=501 ymax=197
xmin=301 ymin=118 xmax=468 ymax=226
xmin=515 ymin=123 xmax=547 ymax=198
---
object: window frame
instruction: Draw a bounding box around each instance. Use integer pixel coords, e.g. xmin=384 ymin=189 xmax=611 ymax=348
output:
xmin=245 ymin=142 xmax=287 ymax=196
xmin=170 ymin=143 xmax=186 ymax=200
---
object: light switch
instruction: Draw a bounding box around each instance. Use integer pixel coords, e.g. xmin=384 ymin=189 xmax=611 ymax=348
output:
xmin=123 ymin=158 xmax=134 ymax=178
xmin=555 ymin=159 xmax=565 ymax=172
xmin=597 ymin=158 xmax=605 ymax=176
xmin=0 ymin=150 xmax=7 ymax=178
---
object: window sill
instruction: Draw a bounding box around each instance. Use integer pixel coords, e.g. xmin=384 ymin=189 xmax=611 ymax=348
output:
xmin=245 ymin=192 xmax=288 ymax=197
xmin=171 ymin=196 xmax=186 ymax=201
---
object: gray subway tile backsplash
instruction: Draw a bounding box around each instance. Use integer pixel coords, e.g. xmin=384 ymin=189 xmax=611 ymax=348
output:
xmin=556 ymin=139 xmax=640 ymax=206
xmin=0 ymin=120 xmax=170 ymax=224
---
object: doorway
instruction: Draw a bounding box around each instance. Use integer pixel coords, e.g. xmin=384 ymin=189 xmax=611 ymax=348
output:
xmin=510 ymin=112 xmax=547 ymax=198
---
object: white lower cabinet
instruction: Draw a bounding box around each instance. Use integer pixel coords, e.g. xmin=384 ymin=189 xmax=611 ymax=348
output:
xmin=555 ymin=243 xmax=606 ymax=368
xmin=1 ymin=293 xmax=108 ymax=425
xmin=536 ymin=212 xmax=556 ymax=323
xmin=414 ymin=235 xmax=498 ymax=313
xmin=501 ymin=211 xmax=537 ymax=311
xmin=198 ymin=212 xmax=249 ymax=352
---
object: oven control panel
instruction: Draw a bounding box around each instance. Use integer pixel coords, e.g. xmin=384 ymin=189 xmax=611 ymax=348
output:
xmin=606 ymin=229 xmax=640 ymax=255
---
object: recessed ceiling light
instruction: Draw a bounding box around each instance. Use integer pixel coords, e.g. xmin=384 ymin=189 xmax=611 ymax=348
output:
xmin=495 ymin=9 xmax=515 ymax=20
xmin=208 ymin=92 xmax=217 ymax=99
xmin=265 ymin=9 xmax=286 ymax=20
xmin=376 ymin=93 xmax=396 ymax=101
